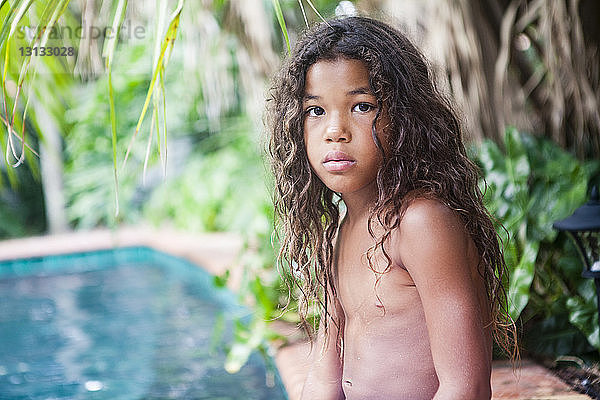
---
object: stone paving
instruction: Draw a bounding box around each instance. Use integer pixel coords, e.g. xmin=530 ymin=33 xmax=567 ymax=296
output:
xmin=0 ymin=227 xmax=591 ymax=400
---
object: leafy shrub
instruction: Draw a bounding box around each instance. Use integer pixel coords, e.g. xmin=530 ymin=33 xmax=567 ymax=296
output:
xmin=0 ymin=159 xmax=45 ymax=238
xmin=472 ymin=127 xmax=600 ymax=358
xmin=143 ymin=116 xmax=270 ymax=233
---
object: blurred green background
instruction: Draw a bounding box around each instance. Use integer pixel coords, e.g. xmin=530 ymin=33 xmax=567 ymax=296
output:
xmin=1 ymin=0 xmax=600 ymax=371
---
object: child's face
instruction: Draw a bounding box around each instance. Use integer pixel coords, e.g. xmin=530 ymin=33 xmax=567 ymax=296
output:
xmin=303 ymin=58 xmax=385 ymax=197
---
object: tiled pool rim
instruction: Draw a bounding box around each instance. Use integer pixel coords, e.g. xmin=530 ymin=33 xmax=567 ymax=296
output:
xmin=0 ymin=227 xmax=591 ymax=400
xmin=0 ymin=246 xmax=239 ymax=308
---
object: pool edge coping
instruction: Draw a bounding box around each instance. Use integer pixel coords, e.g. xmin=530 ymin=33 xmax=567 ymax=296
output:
xmin=0 ymin=227 xmax=243 ymax=285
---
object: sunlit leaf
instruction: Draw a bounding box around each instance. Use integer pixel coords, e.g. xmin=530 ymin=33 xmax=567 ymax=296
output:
xmin=225 ymin=319 xmax=266 ymax=373
xmin=567 ymin=296 xmax=599 ymax=350
xmin=0 ymin=0 xmax=33 ymax=54
xmin=297 ymin=0 xmax=309 ymax=27
xmin=12 ymin=0 xmax=59 ymax=159
xmin=2 ymin=0 xmax=34 ymax=165
xmin=504 ymin=126 xmax=530 ymax=185
xmin=304 ymin=0 xmax=327 ymax=22
xmin=508 ymin=239 xmax=539 ymax=320
xmin=103 ymin=0 xmax=127 ymax=217
xmin=123 ymin=0 xmax=183 ymax=168
xmin=272 ymin=0 xmax=290 ymax=55
xmin=38 ymin=0 xmax=70 ymax=49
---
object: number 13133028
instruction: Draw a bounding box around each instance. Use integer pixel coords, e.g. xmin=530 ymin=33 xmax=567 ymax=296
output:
xmin=19 ymin=47 xmax=75 ymax=57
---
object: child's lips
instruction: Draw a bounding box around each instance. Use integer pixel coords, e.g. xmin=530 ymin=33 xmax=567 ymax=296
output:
xmin=323 ymin=151 xmax=356 ymax=172
xmin=323 ymin=160 xmax=356 ymax=172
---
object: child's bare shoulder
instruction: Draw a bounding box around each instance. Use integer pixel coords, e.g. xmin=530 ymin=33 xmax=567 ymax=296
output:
xmin=389 ymin=197 xmax=475 ymax=269
xmin=399 ymin=197 xmax=466 ymax=234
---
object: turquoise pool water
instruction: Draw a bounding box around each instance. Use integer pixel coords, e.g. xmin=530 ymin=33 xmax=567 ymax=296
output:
xmin=0 ymin=247 xmax=287 ymax=400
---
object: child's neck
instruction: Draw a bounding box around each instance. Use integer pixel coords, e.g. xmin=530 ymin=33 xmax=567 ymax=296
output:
xmin=340 ymin=185 xmax=378 ymax=225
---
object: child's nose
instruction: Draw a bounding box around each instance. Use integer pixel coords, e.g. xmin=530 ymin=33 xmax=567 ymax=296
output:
xmin=325 ymin=114 xmax=351 ymax=142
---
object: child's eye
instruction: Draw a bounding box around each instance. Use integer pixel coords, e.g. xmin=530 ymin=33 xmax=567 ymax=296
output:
xmin=353 ymin=103 xmax=375 ymax=113
xmin=306 ymin=106 xmax=325 ymax=117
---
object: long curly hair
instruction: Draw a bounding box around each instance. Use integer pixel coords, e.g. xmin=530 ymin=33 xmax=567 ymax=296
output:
xmin=266 ymin=16 xmax=517 ymax=357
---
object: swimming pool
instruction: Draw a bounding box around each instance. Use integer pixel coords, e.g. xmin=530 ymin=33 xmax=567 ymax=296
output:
xmin=0 ymin=247 xmax=288 ymax=399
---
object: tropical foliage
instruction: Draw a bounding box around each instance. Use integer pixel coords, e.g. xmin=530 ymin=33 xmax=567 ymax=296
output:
xmin=472 ymin=128 xmax=600 ymax=359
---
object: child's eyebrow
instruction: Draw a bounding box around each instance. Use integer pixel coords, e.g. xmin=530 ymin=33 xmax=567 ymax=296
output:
xmin=347 ymin=87 xmax=373 ymax=96
xmin=303 ymin=87 xmax=374 ymax=101
xmin=303 ymin=94 xmax=320 ymax=101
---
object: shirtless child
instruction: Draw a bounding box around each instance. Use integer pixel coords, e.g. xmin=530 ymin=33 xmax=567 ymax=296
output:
xmin=267 ymin=16 xmax=516 ymax=399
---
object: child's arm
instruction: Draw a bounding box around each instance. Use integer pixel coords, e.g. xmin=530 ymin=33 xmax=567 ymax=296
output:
xmin=300 ymin=292 xmax=345 ymax=400
xmin=393 ymin=199 xmax=492 ymax=400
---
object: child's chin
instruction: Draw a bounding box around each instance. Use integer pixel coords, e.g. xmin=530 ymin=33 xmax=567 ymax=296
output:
xmin=318 ymin=179 xmax=348 ymax=193
xmin=315 ymin=172 xmax=376 ymax=196
xmin=322 ymin=182 xmax=367 ymax=196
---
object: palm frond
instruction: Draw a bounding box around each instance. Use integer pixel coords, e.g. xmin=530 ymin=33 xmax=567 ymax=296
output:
xmin=272 ymin=0 xmax=290 ymax=54
xmin=2 ymin=1 xmax=61 ymax=167
xmin=1 ymin=0 xmax=34 ymax=166
xmin=297 ymin=0 xmax=309 ymax=28
xmin=122 ymin=0 xmax=183 ymax=169
xmin=0 ymin=0 xmax=34 ymax=54
xmin=158 ymin=66 xmax=167 ymax=175
xmin=304 ymin=0 xmax=327 ymax=23
xmin=10 ymin=0 xmax=64 ymax=168
xmin=103 ymin=0 xmax=127 ymax=216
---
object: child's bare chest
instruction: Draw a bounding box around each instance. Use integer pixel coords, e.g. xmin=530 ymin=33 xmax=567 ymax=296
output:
xmin=333 ymin=225 xmax=419 ymax=319
xmin=333 ymin=223 xmax=439 ymax=398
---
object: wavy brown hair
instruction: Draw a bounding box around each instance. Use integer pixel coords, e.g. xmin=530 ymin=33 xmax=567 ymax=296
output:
xmin=266 ymin=16 xmax=517 ymax=357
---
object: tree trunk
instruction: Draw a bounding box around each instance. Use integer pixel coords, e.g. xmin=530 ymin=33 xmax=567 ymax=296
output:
xmin=36 ymin=99 xmax=69 ymax=234
xmin=375 ymin=0 xmax=600 ymax=159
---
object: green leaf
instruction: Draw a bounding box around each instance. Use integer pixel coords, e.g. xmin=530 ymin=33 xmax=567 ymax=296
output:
xmin=567 ymin=296 xmax=599 ymax=350
xmin=508 ymin=240 xmax=539 ymax=320
xmin=477 ymin=139 xmax=504 ymax=174
xmin=225 ymin=319 xmax=266 ymax=373
xmin=38 ymin=0 xmax=70 ymax=48
xmin=0 ymin=0 xmax=34 ymax=55
xmin=213 ymin=269 xmax=230 ymax=288
xmin=272 ymin=0 xmax=290 ymax=55
xmin=1 ymin=0 xmax=34 ymax=163
xmin=305 ymin=0 xmax=327 ymax=22
xmin=504 ymin=126 xmax=526 ymax=159
xmin=103 ymin=0 xmax=127 ymax=66
xmin=104 ymin=0 xmax=128 ymax=216
xmin=504 ymin=127 xmax=530 ymax=185
xmin=123 ymin=0 xmax=183 ymax=167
